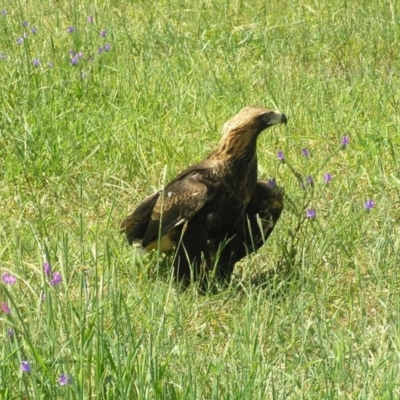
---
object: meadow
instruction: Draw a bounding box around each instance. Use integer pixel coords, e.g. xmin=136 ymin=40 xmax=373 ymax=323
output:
xmin=1 ymin=0 xmax=400 ymax=398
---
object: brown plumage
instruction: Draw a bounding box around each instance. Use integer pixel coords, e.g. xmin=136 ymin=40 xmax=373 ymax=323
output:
xmin=234 ymin=180 xmax=284 ymax=262
xmin=120 ymin=106 xmax=287 ymax=285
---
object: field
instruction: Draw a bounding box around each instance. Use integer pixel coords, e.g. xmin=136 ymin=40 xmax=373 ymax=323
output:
xmin=1 ymin=0 xmax=400 ymax=398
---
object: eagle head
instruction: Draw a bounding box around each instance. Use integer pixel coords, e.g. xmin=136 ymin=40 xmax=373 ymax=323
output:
xmin=222 ymin=106 xmax=287 ymax=138
xmin=217 ymin=106 xmax=287 ymax=159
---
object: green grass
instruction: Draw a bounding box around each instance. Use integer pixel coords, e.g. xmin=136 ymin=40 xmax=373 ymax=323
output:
xmin=1 ymin=0 xmax=400 ymax=398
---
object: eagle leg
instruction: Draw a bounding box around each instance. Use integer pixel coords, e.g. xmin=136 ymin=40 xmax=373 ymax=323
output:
xmin=211 ymin=218 xmax=245 ymax=283
xmin=173 ymin=212 xmax=212 ymax=286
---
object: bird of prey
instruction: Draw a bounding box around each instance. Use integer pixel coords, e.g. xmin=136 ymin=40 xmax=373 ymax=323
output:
xmin=121 ymin=106 xmax=287 ymax=286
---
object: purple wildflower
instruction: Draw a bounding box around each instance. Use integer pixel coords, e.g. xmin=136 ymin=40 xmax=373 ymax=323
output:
xmin=59 ymin=374 xmax=72 ymax=386
xmin=301 ymin=148 xmax=310 ymax=157
xmin=31 ymin=26 xmax=37 ymax=34
xmin=32 ymin=59 xmax=40 ymax=67
xmin=43 ymin=262 xmax=51 ymax=276
xmin=267 ymin=178 xmax=277 ymax=188
xmin=306 ymin=175 xmax=314 ymax=186
xmin=364 ymin=200 xmax=375 ymax=211
xmin=21 ymin=361 xmax=31 ymax=373
xmin=87 ymin=15 xmax=94 ymax=23
xmin=306 ymin=208 xmax=316 ymax=219
xmin=100 ymin=29 xmax=107 ymax=37
xmin=16 ymin=37 xmax=24 ymax=44
xmin=51 ymin=272 xmax=62 ymax=287
xmin=1 ymin=302 xmax=10 ymax=314
xmin=70 ymin=56 xmax=79 ymax=66
xmin=277 ymin=150 xmax=284 ymax=161
xmin=103 ymin=43 xmax=111 ymax=51
xmin=98 ymin=46 xmax=104 ymax=54
xmin=324 ymin=173 xmax=332 ymax=183
xmin=341 ymin=136 xmax=350 ymax=148
xmin=2 ymin=272 xmax=16 ymax=285
xmin=22 ymin=21 xmax=29 ymax=27
xmin=67 ymin=26 xmax=75 ymax=33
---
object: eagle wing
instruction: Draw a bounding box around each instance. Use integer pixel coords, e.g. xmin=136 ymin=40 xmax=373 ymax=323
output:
xmin=142 ymin=174 xmax=208 ymax=248
xmin=237 ymin=180 xmax=284 ymax=260
xmin=120 ymin=191 xmax=161 ymax=245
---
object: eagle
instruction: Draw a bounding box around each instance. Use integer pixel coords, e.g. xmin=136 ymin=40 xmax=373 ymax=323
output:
xmin=120 ymin=106 xmax=287 ymax=286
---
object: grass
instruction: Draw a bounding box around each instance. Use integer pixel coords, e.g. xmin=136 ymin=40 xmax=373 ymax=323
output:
xmin=1 ymin=0 xmax=400 ymax=398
